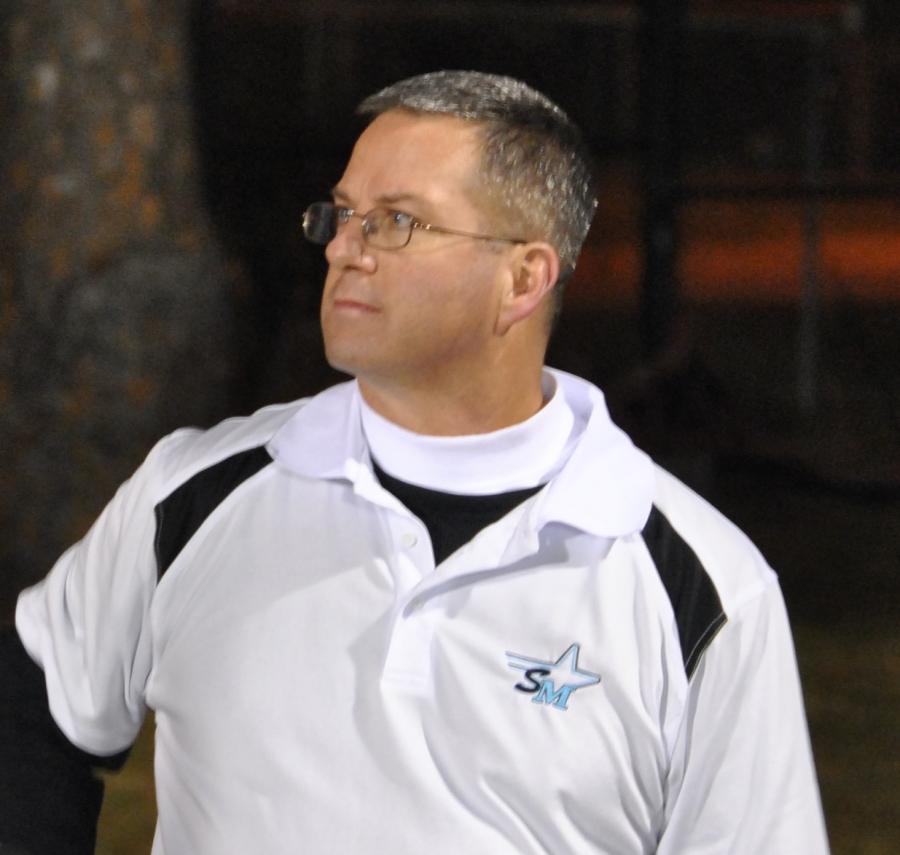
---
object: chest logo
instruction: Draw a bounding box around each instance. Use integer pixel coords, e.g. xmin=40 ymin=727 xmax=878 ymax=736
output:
xmin=505 ymin=643 xmax=601 ymax=711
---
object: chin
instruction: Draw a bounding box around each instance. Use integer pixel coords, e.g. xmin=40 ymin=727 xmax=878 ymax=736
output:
xmin=322 ymin=340 xmax=373 ymax=379
xmin=322 ymin=346 xmax=356 ymax=377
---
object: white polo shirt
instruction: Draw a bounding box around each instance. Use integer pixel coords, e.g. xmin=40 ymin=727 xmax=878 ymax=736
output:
xmin=16 ymin=369 xmax=829 ymax=854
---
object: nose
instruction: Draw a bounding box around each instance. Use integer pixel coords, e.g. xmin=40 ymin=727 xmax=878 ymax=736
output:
xmin=324 ymin=215 xmax=377 ymax=273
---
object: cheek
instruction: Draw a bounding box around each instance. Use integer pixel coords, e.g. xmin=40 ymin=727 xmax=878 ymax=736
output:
xmin=438 ymin=258 xmax=504 ymax=316
xmin=407 ymin=270 xmax=499 ymax=340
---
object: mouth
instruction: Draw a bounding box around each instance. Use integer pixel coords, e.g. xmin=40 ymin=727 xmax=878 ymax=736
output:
xmin=331 ymin=297 xmax=380 ymax=314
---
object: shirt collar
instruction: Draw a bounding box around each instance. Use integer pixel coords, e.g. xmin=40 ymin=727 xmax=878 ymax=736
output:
xmin=532 ymin=369 xmax=654 ymax=538
xmin=267 ymin=369 xmax=654 ymax=540
xmin=267 ymin=380 xmax=367 ymax=481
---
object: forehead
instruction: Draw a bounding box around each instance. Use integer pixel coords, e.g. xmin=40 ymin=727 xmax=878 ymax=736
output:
xmin=336 ymin=110 xmax=485 ymax=211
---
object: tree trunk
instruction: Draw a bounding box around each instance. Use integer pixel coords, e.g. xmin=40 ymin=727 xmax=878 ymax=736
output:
xmin=0 ymin=0 xmax=236 ymax=602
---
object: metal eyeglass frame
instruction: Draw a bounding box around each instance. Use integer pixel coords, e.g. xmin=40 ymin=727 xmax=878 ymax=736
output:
xmin=302 ymin=201 xmax=527 ymax=250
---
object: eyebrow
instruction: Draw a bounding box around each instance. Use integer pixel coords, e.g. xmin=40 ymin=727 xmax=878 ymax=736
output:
xmin=376 ymin=192 xmax=428 ymax=208
xmin=330 ymin=187 xmax=435 ymax=216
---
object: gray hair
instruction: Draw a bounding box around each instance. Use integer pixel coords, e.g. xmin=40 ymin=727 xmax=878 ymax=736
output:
xmin=357 ymin=71 xmax=597 ymax=294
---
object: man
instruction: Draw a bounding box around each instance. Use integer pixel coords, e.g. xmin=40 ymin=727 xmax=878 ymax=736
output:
xmin=4 ymin=71 xmax=828 ymax=853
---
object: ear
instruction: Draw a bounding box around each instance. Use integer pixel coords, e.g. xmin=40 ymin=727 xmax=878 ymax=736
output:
xmin=495 ymin=242 xmax=561 ymax=336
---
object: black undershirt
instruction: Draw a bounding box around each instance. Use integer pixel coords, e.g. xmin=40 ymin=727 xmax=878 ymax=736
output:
xmin=372 ymin=459 xmax=544 ymax=564
xmin=1 ymin=625 xmax=129 ymax=854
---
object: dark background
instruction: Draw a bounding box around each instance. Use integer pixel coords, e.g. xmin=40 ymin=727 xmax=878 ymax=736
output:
xmin=1 ymin=1 xmax=898 ymax=852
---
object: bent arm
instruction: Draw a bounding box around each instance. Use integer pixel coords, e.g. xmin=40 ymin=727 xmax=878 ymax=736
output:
xmin=1 ymin=433 xmax=188 ymax=850
xmin=0 ymin=624 xmax=129 ymax=854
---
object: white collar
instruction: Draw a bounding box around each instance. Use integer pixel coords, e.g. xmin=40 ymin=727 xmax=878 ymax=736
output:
xmin=268 ymin=368 xmax=654 ymax=539
xmin=358 ymin=372 xmax=576 ymax=495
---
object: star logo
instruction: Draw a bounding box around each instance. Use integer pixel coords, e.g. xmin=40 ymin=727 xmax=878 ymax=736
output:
xmin=505 ymin=643 xmax=601 ymax=710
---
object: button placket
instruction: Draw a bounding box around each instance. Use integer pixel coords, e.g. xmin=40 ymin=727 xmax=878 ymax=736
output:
xmin=378 ymin=510 xmax=439 ymax=693
xmin=388 ymin=514 xmax=432 ymax=575
xmin=382 ymin=597 xmax=440 ymax=693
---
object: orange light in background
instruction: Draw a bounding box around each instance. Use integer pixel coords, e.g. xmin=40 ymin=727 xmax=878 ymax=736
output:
xmin=569 ymin=199 xmax=900 ymax=303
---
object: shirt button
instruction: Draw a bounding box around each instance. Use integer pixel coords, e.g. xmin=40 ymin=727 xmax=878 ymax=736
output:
xmin=401 ymin=532 xmax=418 ymax=548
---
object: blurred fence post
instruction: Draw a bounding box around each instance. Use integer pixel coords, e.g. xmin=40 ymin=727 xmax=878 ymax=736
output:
xmin=797 ymin=25 xmax=828 ymax=417
xmin=638 ymin=0 xmax=687 ymax=361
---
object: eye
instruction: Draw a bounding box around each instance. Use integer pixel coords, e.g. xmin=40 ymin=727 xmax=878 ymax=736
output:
xmin=386 ymin=210 xmax=415 ymax=230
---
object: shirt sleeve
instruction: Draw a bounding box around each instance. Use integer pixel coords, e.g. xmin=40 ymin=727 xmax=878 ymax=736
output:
xmin=658 ymin=579 xmax=830 ymax=854
xmin=14 ymin=432 xmax=185 ymax=756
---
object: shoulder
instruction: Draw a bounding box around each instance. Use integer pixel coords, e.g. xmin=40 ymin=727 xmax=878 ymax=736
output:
xmin=147 ymin=398 xmax=311 ymax=497
xmin=149 ymin=379 xmax=360 ymax=495
xmin=645 ymin=465 xmax=776 ymax=617
xmin=146 ymin=397 xmax=324 ymax=581
xmin=632 ymin=464 xmax=777 ymax=679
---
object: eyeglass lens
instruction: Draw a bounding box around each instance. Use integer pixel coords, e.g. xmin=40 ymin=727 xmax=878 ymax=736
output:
xmin=303 ymin=203 xmax=412 ymax=249
xmin=303 ymin=202 xmax=338 ymax=245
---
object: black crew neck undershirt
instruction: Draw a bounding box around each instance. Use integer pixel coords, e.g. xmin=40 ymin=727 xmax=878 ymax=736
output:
xmin=371 ymin=459 xmax=544 ymax=565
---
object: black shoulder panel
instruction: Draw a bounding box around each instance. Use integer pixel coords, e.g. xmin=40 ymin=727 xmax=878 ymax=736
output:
xmin=641 ymin=505 xmax=727 ymax=679
xmin=154 ymin=445 xmax=273 ymax=581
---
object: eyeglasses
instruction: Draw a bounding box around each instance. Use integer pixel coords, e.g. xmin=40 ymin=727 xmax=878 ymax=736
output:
xmin=302 ymin=201 xmax=526 ymax=251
